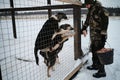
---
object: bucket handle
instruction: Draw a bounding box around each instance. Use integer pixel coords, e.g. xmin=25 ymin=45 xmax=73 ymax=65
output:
xmin=106 ymin=41 xmax=112 ymax=49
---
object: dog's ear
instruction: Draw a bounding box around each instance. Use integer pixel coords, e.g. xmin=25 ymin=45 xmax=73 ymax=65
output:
xmin=56 ymin=13 xmax=68 ymax=22
xmin=60 ymin=24 xmax=70 ymax=30
xmin=60 ymin=24 xmax=67 ymax=30
xmin=56 ymin=28 xmax=61 ymax=32
xmin=59 ymin=24 xmax=69 ymax=30
xmin=57 ymin=12 xmax=68 ymax=19
xmin=70 ymin=27 xmax=74 ymax=30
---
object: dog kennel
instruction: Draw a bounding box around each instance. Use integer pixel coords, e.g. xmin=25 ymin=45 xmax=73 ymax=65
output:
xmin=0 ymin=0 xmax=86 ymax=80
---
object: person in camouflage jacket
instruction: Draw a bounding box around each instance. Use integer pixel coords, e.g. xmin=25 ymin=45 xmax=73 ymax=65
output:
xmin=81 ymin=0 xmax=109 ymax=78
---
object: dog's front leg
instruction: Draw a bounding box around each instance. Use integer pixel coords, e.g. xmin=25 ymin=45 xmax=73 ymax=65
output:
xmin=52 ymin=32 xmax=57 ymax=40
xmin=44 ymin=59 xmax=47 ymax=64
xmin=52 ymin=44 xmax=60 ymax=51
xmin=52 ymin=29 xmax=69 ymax=40
xmin=59 ymin=37 xmax=68 ymax=44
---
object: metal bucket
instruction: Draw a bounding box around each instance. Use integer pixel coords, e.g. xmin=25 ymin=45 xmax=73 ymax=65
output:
xmin=97 ymin=48 xmax=114 ymax=65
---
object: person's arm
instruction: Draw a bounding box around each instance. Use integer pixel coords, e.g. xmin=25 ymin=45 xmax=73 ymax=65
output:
xmin=81 ymin=11 xmax=90 ymax=37
xmin=100 ymin=8 xmax=109 ymax=35
xmin=82 ymin=13 xmax=90 ymax=31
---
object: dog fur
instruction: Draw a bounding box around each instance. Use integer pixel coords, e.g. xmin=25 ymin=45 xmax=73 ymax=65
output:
xmin=39 ymin=43 xmax=63 ymax=77
xmin=39 ymin=24 xmax=74 ymax=77
xmin=34 ymin=12 xmax=67 ymax=65
xmin=34 ymin=13 xmax=68 ymax=77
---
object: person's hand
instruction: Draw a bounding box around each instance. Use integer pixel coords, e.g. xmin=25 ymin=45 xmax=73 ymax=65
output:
xmin=82 ymin=30 xmax=87 ymax=37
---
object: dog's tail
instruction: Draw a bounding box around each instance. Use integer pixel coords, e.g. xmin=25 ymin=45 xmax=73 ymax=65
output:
xmin=34 ymin=47 xmax=39 ymax=65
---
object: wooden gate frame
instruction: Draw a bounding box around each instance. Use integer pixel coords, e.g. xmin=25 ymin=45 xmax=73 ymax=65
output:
xmin=0 ymin=0 xmax=85 ymax=79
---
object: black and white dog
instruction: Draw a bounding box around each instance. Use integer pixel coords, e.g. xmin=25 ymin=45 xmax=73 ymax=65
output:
xmin=36 ymin=23 xmax=74 ymax=77
xmin=34 ymin=13 xmax=70 ymax=77
xmin=34 ymin=12 xmax=68 ymax=65
xmin=51 ymin=24 xmax=74 ymax=51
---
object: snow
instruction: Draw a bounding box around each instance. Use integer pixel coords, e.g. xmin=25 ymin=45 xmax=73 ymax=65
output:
xmin=73 ymin=16 xmax=120 ymax=80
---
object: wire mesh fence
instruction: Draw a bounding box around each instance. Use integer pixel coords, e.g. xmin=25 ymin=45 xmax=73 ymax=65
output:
xmin=0 ymin=0 xmax=81 ymax=80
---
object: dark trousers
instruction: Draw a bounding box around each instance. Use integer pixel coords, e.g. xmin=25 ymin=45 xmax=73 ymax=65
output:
xmin=90 ymin=35 xmax=107 ymax=73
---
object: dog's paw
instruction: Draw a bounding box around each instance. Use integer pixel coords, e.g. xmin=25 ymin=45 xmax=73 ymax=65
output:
xmin=37 ymin=63 xmax=39 ymax=65
xmin=47 ymin=74 xmax=51 ymax=77
xmin=36 ymin=61 xmax=39 ymax=65
xmin=56 ymin=58 xmax=60 ymax=64
xmin=56 ymin=61 xmax=60 ymax=64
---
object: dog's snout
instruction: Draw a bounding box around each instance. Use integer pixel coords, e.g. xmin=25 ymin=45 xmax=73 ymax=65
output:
xmin=64 ymin=16 xmax=68 ymax=20
xmin=70 ymin=30 xmax=75 ymax=34
xmin=70 ymin=27 xmax=74 ymax=30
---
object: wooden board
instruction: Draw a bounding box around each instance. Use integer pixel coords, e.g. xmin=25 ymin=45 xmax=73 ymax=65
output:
xmin=56 ymin=0 xmax=82 ymax=6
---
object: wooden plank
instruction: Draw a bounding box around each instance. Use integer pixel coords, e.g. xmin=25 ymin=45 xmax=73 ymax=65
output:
xmin=64 ymin=59 xmax=89 ymax=80
xmin=64 ymin=52 xmax=89 ymax=80
xmin=0 ymin=4 xmax=76 ymax=12
xmin=56 ymin=0 xmax=82 ymax=6
xmin=64 ymin=62 xmax=83 ymax=80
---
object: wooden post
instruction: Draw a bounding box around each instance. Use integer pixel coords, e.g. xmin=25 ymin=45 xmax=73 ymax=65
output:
xmin=10 ymin=0 xmax=17 ymax=38
xmin=0 ymin=66 xmax=2 ymax=80
xmin=47 ymin=0 xmax=52 ymax=18
xmin=73 ymin=6 xmax=83 ymax=60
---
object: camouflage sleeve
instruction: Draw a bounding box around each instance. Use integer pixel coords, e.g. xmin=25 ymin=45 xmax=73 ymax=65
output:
xmin=100 ymin=8 xmax=109 ymax=35
xmin=82 ymin=12 xmax=90 ymax=31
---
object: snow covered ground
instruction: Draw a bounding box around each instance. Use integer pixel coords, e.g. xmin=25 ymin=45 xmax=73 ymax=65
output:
xmin=73 ymin=16 xmax=120 ymax=80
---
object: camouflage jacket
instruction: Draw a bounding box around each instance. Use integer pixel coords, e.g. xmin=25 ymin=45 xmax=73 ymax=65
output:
xmin=82 ymin=1 xmax=109 ymax=41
